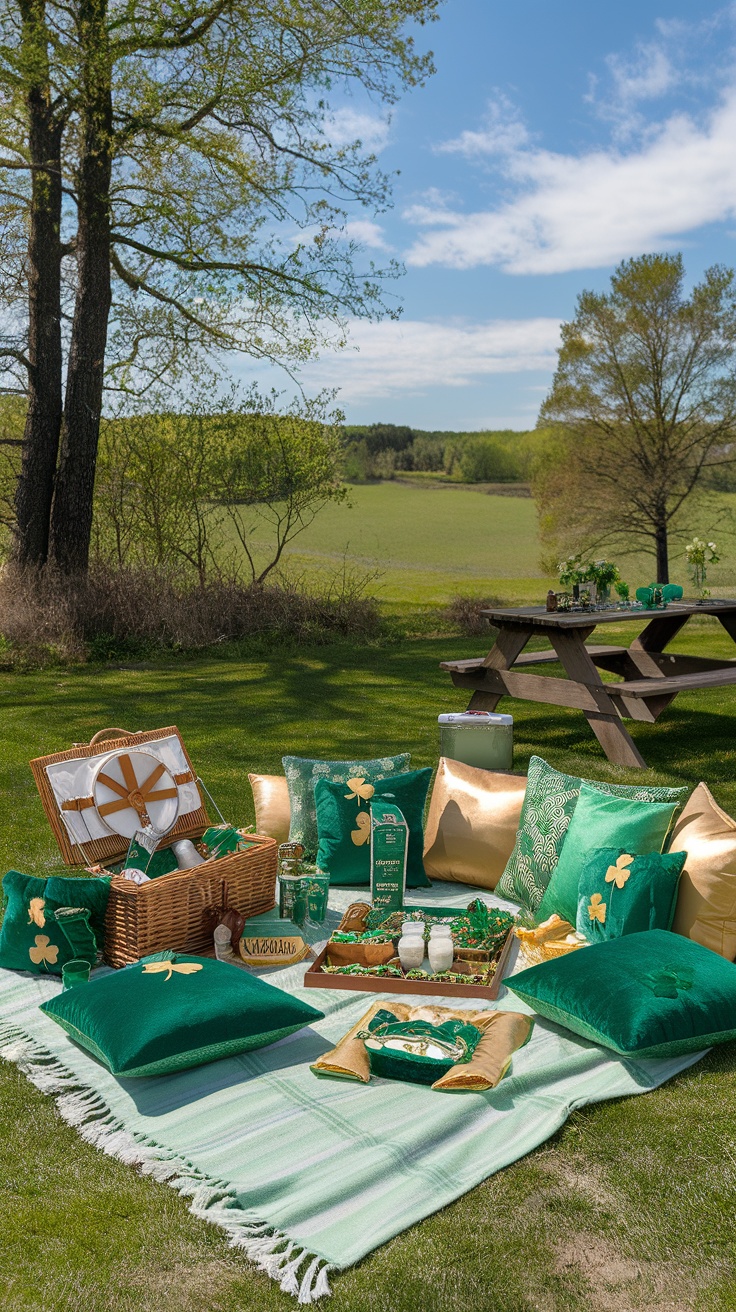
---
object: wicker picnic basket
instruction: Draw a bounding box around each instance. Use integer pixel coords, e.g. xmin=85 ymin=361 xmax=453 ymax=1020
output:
xmin=30 ymin=726 xmax=277 ymax=968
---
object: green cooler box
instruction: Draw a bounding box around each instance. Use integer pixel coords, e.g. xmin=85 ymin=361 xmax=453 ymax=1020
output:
xmin=438 ymin=711 xmax=513 ymax=771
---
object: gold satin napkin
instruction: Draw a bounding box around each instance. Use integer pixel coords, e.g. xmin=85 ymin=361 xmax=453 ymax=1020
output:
xmin=310 ymin=1001 xmax=532 ymax=1091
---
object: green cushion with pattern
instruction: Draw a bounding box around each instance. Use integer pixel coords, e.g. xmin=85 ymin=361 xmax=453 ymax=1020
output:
xmin=496 ymin=757 xmax=689 ymax=913
xmin=283 ymin=753 xmax=411 ymax=860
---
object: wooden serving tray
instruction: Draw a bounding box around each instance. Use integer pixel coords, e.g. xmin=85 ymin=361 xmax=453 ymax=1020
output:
xmin=304 ymin=929 xmax=518 ymax=1002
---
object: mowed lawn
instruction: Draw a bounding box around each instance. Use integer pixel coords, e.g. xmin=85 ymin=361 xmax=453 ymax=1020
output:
xmin=2 ymin=619 xmax=736 ymax=1311
xmin=224 ymin=480 xmax=736 ymax=608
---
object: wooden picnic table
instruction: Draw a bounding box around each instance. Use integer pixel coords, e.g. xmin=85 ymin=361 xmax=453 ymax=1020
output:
xmin=440 ymin=600 xmax=736 ymax=769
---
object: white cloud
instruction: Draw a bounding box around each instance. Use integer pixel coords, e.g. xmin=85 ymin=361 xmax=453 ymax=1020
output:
xmin=405 ymin=85 xmax=736 ymax=274
xmin=297 ymin=317 xmax=560 ymax=401
xmin=437 ymin=93 xmax=531 ymax=157
xmin=342 ymin=219 xmax=390 ymax=250
xmin=326 ymin=107 xmax=391 ymax=152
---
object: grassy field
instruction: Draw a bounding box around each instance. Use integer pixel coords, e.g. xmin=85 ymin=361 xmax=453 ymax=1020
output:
xmin=226 ymin=481 xmax=736 ymax=611
xmin=3 ymin=618 xmax=736 ymax=1311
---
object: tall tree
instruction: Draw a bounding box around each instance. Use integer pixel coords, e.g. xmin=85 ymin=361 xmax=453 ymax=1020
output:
xmin=536 ymin=254 xmax=736 ymax=583
xmin=0 ymin=0 xmax=440 ymax=573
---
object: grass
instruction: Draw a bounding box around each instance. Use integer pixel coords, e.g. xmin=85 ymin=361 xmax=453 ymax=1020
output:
xmin=3 ymin=617 xmax=736 ymax=1310
xmin=225 ymin=481 xmax=736 ymax=610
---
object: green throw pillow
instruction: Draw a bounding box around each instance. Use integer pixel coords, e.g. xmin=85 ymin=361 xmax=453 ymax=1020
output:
xmin=0 ymin=870 xmax=111 ymax=975
xmin=507 ymin=929 xmax=736 ymax=1058
xmin=576 ymin=847 xmax=686 ymax=943
xmin=283 ymin=753 xmax=411 ymax=859
xmin=537 ymin=784 xmax=679 ymax=926
xmin=315 ymin=768 xmax=432 ymax=886
xmin=496 ymin=756 xmax=687 ymax=912
xmin=41 ymin=952 xmax=325 ymax=1077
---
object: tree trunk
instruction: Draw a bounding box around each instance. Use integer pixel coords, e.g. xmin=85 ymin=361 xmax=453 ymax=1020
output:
xmin=13 ymin=0 xmax=63 ymax=569
xmin=48 ymin=0 xmax=112 ymax=574
xmin=655 ymin=521 xmax=669 ymax=584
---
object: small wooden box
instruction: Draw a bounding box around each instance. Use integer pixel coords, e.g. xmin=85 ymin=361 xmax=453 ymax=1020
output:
xmin=30 ymin=726 xmax=277 ymax=967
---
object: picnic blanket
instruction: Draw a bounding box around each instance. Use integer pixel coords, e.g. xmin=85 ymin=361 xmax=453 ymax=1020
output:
xmin=0 ymin=883 xmax=704 ymax=1303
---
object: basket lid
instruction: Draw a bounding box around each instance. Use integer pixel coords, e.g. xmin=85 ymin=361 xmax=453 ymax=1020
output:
xmin=30 ymin=726 xmax=210 ymax=866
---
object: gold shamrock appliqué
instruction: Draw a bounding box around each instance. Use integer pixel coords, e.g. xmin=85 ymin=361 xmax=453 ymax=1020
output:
xmin=350 ymin=812 xmax=371 ymax=846
xmin=588 ymin=893 xmax=606 ymax=925
xmin=29 ymin=935 xmax=59 ymax=968
xmin=142 ymin=961 xmax=203 ymax=982
xmin=344 ymin=777 xmax=375 ymax=805
xmin=605 ymin=854 xmax=634 ymax=889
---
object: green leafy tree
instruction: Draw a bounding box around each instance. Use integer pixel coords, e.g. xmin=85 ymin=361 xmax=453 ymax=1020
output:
xmin=0 ymin=0 xmax=440 ymax=574
xmin=92 ymin=391 xmax=346 ymax=586
xmin=536 ymin=254 xmax=736 ymax=582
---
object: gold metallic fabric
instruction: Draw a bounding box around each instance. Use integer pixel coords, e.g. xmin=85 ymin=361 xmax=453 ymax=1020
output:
xmin=423 ymin=757 xmax=527 ymax=889
xmin=310 ymin=999 xmax=532 ymax=1091
xmin=248 ymin=773 xmax=290 ymax=844
xmin=670 ymin=782 xmax=736 ymax=959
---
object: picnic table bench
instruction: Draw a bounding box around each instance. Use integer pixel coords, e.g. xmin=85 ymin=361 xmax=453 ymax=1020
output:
xmin=441 ymin=600 xmax=736 ymax=768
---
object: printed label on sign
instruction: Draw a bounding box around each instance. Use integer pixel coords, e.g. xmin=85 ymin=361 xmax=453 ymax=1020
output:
xmin=370 ymin=800 xmax=408 ymax=914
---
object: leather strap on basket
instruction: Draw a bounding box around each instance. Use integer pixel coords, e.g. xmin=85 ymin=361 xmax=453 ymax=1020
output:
xmin=97 ymin=754 xmax=177 ymax=826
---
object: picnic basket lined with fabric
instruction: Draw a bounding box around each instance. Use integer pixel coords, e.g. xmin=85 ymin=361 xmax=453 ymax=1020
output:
xmin=30 ymin=726 xmax=277 ymax=968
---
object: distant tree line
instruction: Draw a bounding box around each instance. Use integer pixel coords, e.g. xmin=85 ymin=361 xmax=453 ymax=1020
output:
xmin=340 ymin=423 xmax=544 ymax=483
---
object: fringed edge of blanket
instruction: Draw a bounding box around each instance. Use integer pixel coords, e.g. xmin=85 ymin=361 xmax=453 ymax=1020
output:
xmin=0 ymin=1021 xmax=335 ymax=1303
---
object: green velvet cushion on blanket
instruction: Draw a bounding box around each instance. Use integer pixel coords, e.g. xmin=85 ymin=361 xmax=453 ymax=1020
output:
xmin=283 ymin=753 xmax=411 ymax=859
xmin=496 ymin=756 xmax=688 ymax=913
xmin=576 ymin=847 xmax=686 ymax=942
xmin=507 ymin=929 xmax=736 ymax=1058
xmin=315 ymin=769 xmax=432 ymax=886
xmin=537 ymin=785 xmax=679 ymax=926
xmin=0 ymin=870 xmax=111 ymax=975
xmin=41 ymin=952 xmax=325 ymax=1077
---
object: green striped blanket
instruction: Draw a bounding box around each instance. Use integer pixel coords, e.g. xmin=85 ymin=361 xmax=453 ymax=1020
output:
xmin=0 ymin=884 xmax=703 ymax=1302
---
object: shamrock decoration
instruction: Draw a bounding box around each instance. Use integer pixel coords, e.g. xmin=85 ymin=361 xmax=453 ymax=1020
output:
xmin=350 ymin=811 xmax=371 ymax=846
xmin=588 ymin=893 xmax=606 ymax=925
xmin=29 ymin=935 xmax=59 ymax=968
xmin=27 ymin=897 xmax=46 ymax=928
xmin=644 ymin=967 xmax=694 ymax=999
xmin=344 ymin=777 xmax=375 ymax=805
xmin=605 ymin=854 xmax=634 ymax=889
xmin=142 ymin=961 xmax=203 ymax=982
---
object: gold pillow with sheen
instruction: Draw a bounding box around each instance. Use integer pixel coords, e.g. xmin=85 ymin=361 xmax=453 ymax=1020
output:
xmin=248 ymin=773 xmax=290 ymax=844
xmin=670 ymin=782 xmax=736 ymax=959
xmin=423 ymin=757 xmax=527 ymax=889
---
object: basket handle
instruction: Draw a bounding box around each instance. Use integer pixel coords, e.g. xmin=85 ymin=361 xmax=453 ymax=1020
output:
xmin=88 ymin=727 xmax=141 ymax=746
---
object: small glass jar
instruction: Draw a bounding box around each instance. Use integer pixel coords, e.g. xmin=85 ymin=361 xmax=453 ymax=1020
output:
xmin=398 ymin=933 xmax=425 ymax=971
xmin=428 ymin=937 xmax=454 ymax=973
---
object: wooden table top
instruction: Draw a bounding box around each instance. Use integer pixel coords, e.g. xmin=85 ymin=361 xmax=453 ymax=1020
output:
xmin=479 ymin=599 xmax=736 ymax=629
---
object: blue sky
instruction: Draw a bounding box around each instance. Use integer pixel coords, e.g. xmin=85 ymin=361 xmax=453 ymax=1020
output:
xmin=245 ymin=1 xmax=736 ymax=431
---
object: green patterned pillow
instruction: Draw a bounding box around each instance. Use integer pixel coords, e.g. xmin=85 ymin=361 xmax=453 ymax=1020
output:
xmin=283 ymin=753 xmax=411 ymax=860
xmin=496 ymin=757 xmax=689 ymax=913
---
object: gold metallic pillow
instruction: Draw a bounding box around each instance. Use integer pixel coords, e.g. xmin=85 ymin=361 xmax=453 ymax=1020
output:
xmin=248 ymin=773 xmax=290 ymax=844
xmin=423 ymin=757 xmax=527 ymax=889
xmin=670 ymin=782 xmax=736 ymax=960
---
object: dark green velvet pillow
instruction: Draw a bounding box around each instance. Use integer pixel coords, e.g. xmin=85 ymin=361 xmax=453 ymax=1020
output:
xmin=576 ymin=847 xmax=686 ymax=943
xmin=537 ymin=784 xmax=679 ymax=926
xmin=40 ymin=952 xmax=325 ymax=1077
xmin=0 ymin=870 xmax=111 ymax=975
xmin=315 ymin=768 xmax=432 ymax=886
xmin=507 ymin=929 xmax=736 ymax=1058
